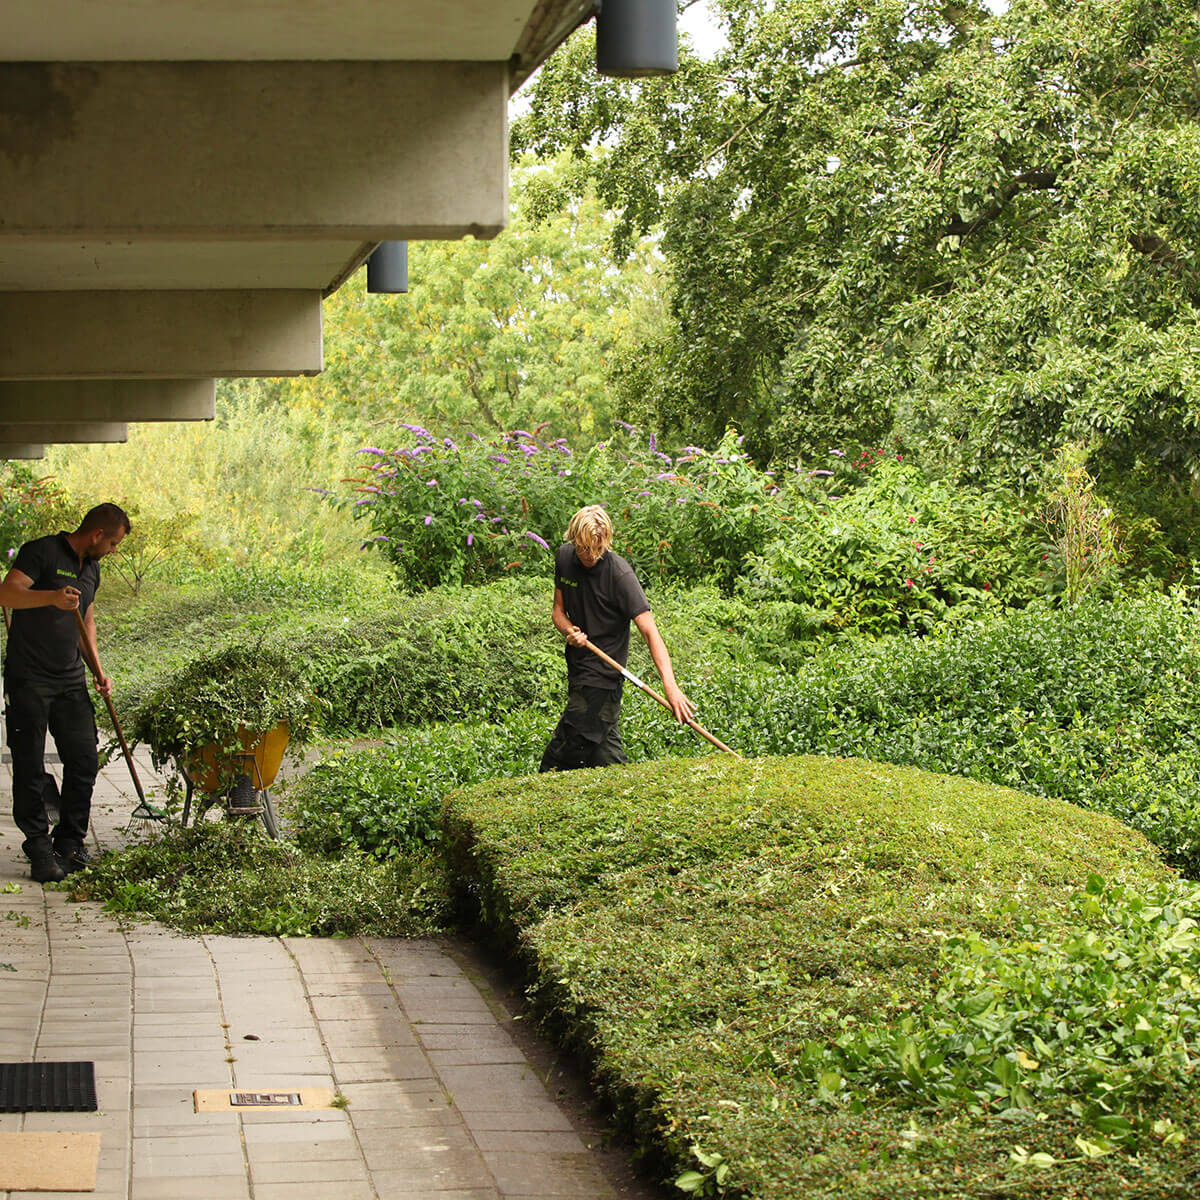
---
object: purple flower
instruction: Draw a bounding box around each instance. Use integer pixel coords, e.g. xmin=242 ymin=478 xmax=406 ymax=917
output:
xmin=473 ymin=512 xmax=488 ymax=521
xmin=490 ymin=455 xmax=509 ymax=464
xmin=615 ymin=420 xmax=635 ymax=432
xmin=425 ymin=478 xmax=438 ymax=486
xmin=424 ymin=515 xmax=434 ymax=526
xmin=830 ymin=448 xmax=845 ymax=457
xmin=473 ymin=499 xmax=484 ymax=507
xmin=513 ymin=429 xmax=533 ymax=438
xmin=469 ymin=432 xmax=481 ymax=441
xmin=638 ymin=490 xmax=651 ymax=496
xmin=683 ymin=446 xmax=704 ymax=456
xmin=400 ymin=423 xmax=431 ymax=438
xmin=524 ymin=531 xmax=550 ymax=551
xmin=813 ymin=469 xmax=834 ymax=477
xmin=648 ymin=433 xmax=657 ymax=452
xmin=518 ymin=444 xmax=537 ymax=456
xmin=357 ymin=447 xmax=386 ymax=455
xmin=655 ymin=452 xmax=672 ymax=463
xmin=443 ymin=438 xmax=459 ymax=451
xmin=467 ymin=533 xmax=474 ymax=547
xmin=354 ymin=498 xmax=374 ymax=507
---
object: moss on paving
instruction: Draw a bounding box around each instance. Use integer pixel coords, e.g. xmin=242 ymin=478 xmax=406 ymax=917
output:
xmin=443 ymin=755 xmax=1198 ymax=1199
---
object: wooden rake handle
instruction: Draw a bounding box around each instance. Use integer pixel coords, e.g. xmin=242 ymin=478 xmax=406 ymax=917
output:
xmin=71 ymin=607 xmax=149 ymax=808
xmin=580 ymin=637 xmax=741 ymax=758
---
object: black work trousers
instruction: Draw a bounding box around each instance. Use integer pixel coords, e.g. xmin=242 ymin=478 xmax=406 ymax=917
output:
xmin=539 ymin=685 xmax=628 ymax=772
xmin=5 ymin=677 xmax=98 ymax=854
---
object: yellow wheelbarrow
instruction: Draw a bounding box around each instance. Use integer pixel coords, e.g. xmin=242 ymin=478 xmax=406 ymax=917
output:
xmin=179 ymin=721 xmax=289 ymax=839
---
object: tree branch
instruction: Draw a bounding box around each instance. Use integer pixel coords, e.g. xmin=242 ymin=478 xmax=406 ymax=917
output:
xmin=943 ymin=170 xmax=1059 ymax=239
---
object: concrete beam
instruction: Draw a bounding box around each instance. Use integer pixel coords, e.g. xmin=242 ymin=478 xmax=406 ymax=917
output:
xmin=0 ymin=61 xmax=509 ymax=242
xmin=0 ymin=445 xmax=45 ymax=460
xmin=0 ymin=380 xmax=215 ymax=422
xmin=0 ymin=292 xmax=322 ymax=380
xmin=0 ymin=423 xmax=127 ymax=442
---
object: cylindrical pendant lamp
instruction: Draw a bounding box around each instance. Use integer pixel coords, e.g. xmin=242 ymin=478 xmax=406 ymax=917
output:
xmin=367 ymin=241 xmax=409 ymax=294
xmin=595 ymin=0 xmax=678 ymax=78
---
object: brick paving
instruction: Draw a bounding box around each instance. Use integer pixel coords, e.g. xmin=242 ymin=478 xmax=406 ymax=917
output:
xmin=0 ymin=751 xmax=631 ymax=1199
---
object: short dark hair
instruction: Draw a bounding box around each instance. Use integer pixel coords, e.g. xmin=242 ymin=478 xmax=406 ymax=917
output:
xmin=76 ymin=503 xmax=131 ymax=537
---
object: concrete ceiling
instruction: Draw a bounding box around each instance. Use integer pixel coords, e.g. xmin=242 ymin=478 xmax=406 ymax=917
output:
xmin=3 ymin=1 xmax=540 ymax=62
xmin=0 ymin=0 xmax=593 ymax=455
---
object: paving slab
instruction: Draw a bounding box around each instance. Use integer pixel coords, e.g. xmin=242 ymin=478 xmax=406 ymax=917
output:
xmin=0 ymin=751 xmax=658 ymax=1200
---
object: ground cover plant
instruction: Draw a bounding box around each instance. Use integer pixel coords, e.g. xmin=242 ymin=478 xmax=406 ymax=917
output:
xmin=443 ymin=755 xmax=1197 ymax=1199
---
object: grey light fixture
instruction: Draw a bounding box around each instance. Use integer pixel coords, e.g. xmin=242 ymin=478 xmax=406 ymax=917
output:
xmin=595 ymin=0 xmax=678 ymax=78
xmin=367 ymin=241 xmax=409 ymax=294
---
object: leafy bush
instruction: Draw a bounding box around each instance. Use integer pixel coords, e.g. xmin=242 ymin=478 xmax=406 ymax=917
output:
xmin=342 ymin=424 xmax=782 ymax=592
xmin=291 ymin=712 xmax=546 ymax=859
xmin=701 ymin=591 xmax=1200 ymax=875
xmin=443 ymin=755 xmax=1193 ymax=1199
xmin=0 ymin=463 xmax=75 ymax=559
xmin=745 ymin=457 xmax=1046 ymax=635
xmin=69 ymin=821 xmax=449 ymax=937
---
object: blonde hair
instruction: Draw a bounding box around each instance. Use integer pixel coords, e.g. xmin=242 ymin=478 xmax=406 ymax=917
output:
xmin=565 ymin=505 xmax=613 ymax=556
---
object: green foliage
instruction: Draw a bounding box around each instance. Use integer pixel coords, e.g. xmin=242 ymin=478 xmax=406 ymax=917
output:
xmin=108 ymin=510 xmax=201 ymax=597
xmin=343 ymin=424 xmax=787 ymax=592
xmin=291 ymin=712 xmax=546 ymax=860
xmin=1041 ymin=443 xmax=1125 ymax=604
xmin=747 ymin=455 xmax=1045 ymax=634
xmin=70 ymin=821 xmax=448 ymax=937
xmin=706 ymin=591 xmax=1200 ymax=875
xmin=46 ymin=388 xmax=366 ymax=571
xmin=801 ymin=875 xmax=1200 ymax=1157
xmin=130 ymin=640 xmax=319 ymax=767
xmin=0 ymin=463 xmax=74 ymax=558
xmin=443 ymin=755 xmax=1193 ymax=1199
xmin=516 ymin=0 xmax=1200 ymax=516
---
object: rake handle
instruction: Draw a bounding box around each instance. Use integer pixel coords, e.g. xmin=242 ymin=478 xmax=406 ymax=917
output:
xmin=71 ymin=607 xmax=148 ymax=807
xmin=580 ymin=637 xmax=741 ymax=758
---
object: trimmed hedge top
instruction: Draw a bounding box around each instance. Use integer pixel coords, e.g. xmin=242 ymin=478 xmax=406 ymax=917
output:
xmin=444 ymin=756 xmax=1193 ymax=1200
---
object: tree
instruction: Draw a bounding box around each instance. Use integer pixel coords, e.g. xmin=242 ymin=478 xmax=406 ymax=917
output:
xmin=250 ymin=159 xmax=665 ymax=445
xmin=514 ymin=0 xmax=1200 ymax=508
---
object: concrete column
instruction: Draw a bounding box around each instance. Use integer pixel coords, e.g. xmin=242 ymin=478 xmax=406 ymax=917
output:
xmin=0 ymin=423 xmax=126 ymax=442
xmin=0 ymin=380 xmax=215 ymax=422
xmin=0 ymin=61 xmax=509 ymax=241
xmin=0 ymin=292 xmax=322 ymax=379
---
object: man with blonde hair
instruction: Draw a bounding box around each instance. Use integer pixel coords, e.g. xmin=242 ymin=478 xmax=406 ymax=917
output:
xmin=540 ymin=504 xmax=694 ymax=771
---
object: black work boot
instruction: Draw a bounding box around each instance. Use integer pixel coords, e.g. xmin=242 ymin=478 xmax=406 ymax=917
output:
xmin=53 ymin=843 xmax=90 ymax=875
xmin=26 ymin=841 xmax=66 ymax=884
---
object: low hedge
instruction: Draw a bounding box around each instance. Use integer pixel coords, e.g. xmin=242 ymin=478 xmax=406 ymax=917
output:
xmin=442 ymin=755 xmax=1198 ymax=1200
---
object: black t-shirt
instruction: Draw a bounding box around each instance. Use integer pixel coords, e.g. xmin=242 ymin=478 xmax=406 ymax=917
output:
xmin=555 ymin=544 xmax=650 ymax=688
xmin=4 ymin=532 xmax=99 ymax=687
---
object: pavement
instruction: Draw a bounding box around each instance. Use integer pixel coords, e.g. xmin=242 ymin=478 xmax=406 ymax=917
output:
xmin=0 ymin=750 xmax=648 ymax=1200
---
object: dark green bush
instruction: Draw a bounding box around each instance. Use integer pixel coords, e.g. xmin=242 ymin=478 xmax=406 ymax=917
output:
xmin=443 ymin=755 xmax=1194 ymax=1199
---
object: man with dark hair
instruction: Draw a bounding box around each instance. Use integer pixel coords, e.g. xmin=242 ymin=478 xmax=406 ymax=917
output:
xmin=0 ymin=504 xmax=129 ymax=881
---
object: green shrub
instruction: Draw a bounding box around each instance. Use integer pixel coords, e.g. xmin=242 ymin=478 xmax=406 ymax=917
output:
xmin=746 ymin=458 xmax=1046 ymax=636
xmin=291 ymin=711 xmax=547 ymax=859
xmin=70 ymin=821 xmax=449 ymax=937
xmin=443 ymin=755 xmax=1194 ymax=1200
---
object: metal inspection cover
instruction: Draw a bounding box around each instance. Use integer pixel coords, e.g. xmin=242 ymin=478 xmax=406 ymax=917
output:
xmin=193 ymin=1087 xmax=337 ymax=1112
xmin=0 ymin=1062 xmax=98 ymax=1112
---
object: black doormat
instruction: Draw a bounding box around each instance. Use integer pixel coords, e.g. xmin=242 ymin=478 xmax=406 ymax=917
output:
xmin=0 ymin=1062 xmax=97 ymax=1112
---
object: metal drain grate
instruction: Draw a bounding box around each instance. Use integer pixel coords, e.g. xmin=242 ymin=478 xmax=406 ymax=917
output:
xmin=0 ymin=1062 xmax=97 ymax=1112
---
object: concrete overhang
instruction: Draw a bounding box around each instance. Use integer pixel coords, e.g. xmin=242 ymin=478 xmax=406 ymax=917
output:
xmin=0 ymin=292 xmax=323 ymax=380
xmin=0 ymin=381 xmax=216 ymax=423
xmin=0 ymin=445 xmax=45 ymax=460
xmin=0 ymin=423 xmax=127 ymax=443
xmin=0 ymin=1 xmax=596 ymax=453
